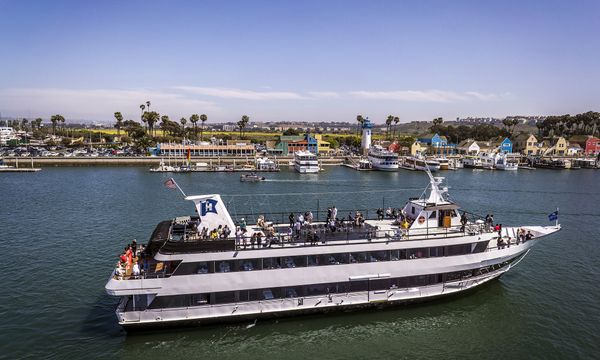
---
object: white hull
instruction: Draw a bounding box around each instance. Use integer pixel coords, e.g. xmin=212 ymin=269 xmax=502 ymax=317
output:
xmin=115 ymin=245 xmax=532 ymax=328
xmin=294 ymin=165 xmax=320 ymax=173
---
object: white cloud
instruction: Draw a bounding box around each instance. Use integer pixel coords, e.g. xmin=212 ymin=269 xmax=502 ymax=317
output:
xmin=174 ymin=86 xmax=306 ymax=100
xmin=348 ymin=90 xmax=505 ymax=103
xmin=0 ymin=87 xmax=220 ymax=121
xmin=307 ymin=91 xmax=341 ymax=99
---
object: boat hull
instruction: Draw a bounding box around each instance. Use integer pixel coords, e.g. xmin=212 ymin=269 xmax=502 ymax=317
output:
xmin=118 ymin=263 xmax=510 ymax=331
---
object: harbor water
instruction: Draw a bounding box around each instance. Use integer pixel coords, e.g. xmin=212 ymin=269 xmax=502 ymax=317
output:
xmin=1 ymin=167 xmax=599 ymax=359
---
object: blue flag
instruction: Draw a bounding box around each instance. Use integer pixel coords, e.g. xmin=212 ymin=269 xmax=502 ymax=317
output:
xmin=548 ymin=211 xmax=558 ymax=222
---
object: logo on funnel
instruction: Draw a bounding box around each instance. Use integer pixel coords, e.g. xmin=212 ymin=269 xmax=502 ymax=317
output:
xmin=200 ymin=199 xmax=218 ymax=216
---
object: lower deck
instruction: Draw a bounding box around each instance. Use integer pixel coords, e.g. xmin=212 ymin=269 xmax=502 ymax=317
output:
xmin=115 ymin=251 xmax=525 ymax=327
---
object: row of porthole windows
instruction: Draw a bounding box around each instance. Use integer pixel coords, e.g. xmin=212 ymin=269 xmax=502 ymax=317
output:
xmin=141 ymin=261 xmax=510 ymax=311
xmin=172 ymin=242 xmax=488 ymax=276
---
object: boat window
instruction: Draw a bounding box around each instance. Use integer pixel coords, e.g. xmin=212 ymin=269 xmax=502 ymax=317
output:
xmin=235 ymin=258 xmax=262 ymax=272
xmin=429 ymin=211 xmax=437 ymax=219
xmin=411 ymin=207 xmax=415 ymax=214
xmin=351 ymin=252 xmax=370 ymax=263
xmin=214 ymin=291 xmax=236 ymax=304
xmin=390 ymin=250 xmax=400 ymax=261
xmin=371 ymin=251 xmax=389 ymax=262
xmin=320 ymin=253 xmax=345 ymax=265
xmin=451 ymin=210 xmax=459 ymax=218
xmin=293 ymin=256 xmax=307 ymax=267
xmin=190 ymin=293 xmax=208 ymax=306
xmin=307 ymin=255 xmax=321 ymax=266
xmin=429 ymin=247 xmax=445 ymax=257
xmin=447 ymin=244 xmax=471 ymax=256
xmin=408 ymin=248 xmax=429 ymax=259
xmin=408 ymin=275 xmax=429 ymax=287
xmin=263 ymin=257 xmax=281 ymax=270
xmin=284 ymin=287 xmax=302 ymax=298
xmin=472 ymin=241 xmax=489 ymax=253
xmin=349 ymin=280 xmax=368 ymax=292
xmin=216 ymin=260 xmax=235 ymax=273
xmin=173 ymin=261 xmax=214 ymax=275
xmin=370 ymin=278 xmax=391 ymax=291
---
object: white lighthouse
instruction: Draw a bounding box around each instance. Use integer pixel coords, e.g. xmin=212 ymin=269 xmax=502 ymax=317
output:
xmin=361 ymin=117 xmax=373 ymax=155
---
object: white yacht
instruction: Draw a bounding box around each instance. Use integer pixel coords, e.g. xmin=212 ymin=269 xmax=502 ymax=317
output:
xmin=105 ymin=172 xmax=560 ymax=330
xmin=462 ymin=156 xmax=483 ymax=169
xmin=255 ymin=157 xmax=279 ymax=171
xmin=401 ymin=156 xmax=440 ymax=172
xmin=368 ymin=145 xmax=399 ymax=171
xmin=293 ymin=151 xmax=319 ymax=173
xmin=494 ymin=154 xmax=519 ymax=171
xmin=432 ymin=157 xmax=450 ymax=170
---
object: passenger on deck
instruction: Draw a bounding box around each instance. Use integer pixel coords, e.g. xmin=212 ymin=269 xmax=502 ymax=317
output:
xmin=525 ymin=231 xmax=534 ymax=241
xmin=257 ymin=215 xmax=265 ymax=228
xmin=210 ymin=228 xmax=219 ymax=239
xmin=385 ymin=207 xmax=392 ymax=218
xmin=392 ymin=208 xmax=398 ymax=218
xmin=332 ymin=206 xmax=338 ymax=221
xmin=222 ymin=225 xmax=231 ymax=239
xmin=298 ymin=213 xmax=305 ymax=225
xmin=289 ymin=213 xmax=295 ymax=228
xmin=132 ymin=261 xmax=140 ymax=278
xmin=307 ymin=211 xmax=314 ymax=224
xmin=131 ymin=240 xmax=137 ymax=256
xmin=497 ymin=237 xmax=505 ymax=249
xmin=294 ymin=221 xmax=302 ymax=238
xmin=376 ymin=208 xmax=384 ymax=220
xmin=235 ymin=227 xmax=242 ymax=247
xmin=460 ymin=214 xmax=468 ymax=232
xmin=240 ymin=218 xmax=247 ymax=231
xmin=347 ymin=212 xmax=354 ymax=224
xmin=200 ymin=227 xmax=208 ymax=240
xmin=328 ymin=219 xmax=336 ymax=232
xmin=257 ymin=232 xmax=263 ymax=248
xmin=326 ymin=208 xmax=332 ymax=222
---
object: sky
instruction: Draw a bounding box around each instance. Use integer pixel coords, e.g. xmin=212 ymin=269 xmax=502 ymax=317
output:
xmin=0 ymin=0 xmax=598 ymax=124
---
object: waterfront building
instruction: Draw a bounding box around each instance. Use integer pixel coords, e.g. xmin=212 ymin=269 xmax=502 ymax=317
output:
xmin=417 ymin=133 xmax=457 ymax=156
xmin=0 ymin=127 xmax=18 ymax=145
xmin=267 ymin=134 xmax=321 ymax=155
xmin=157 ymin=141 xmax=255 ymax=157
xmin=568 ymin=135 xmax=600 ymax=156
xmin=456 ymin=139 xmax=480 ymax=155
xmin=513 ymin=134 xmax=538 ymax=155
xmin=542 ymin=137 xmax=568 ymax=156
xmin=410 ymin=141 xmax=428 ymax=156
xmin=315 ymin=135 xmax=332 ymax=154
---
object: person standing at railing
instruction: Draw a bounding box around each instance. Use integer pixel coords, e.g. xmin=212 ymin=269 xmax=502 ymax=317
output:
xmin=332 ymin=206 xmax=338 ymax=221
xmin=460 ymin=214 xmax=468 ymax=232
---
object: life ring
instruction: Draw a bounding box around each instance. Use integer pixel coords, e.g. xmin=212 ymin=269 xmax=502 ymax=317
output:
xmin=418 ymin=216 xmax=425 ymax=224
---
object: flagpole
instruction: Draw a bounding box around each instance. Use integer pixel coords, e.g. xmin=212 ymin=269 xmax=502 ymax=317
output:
xmin=170 ymin=177 xmax=187 ymax=198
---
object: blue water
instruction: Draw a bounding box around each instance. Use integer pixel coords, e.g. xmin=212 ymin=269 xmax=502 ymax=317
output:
xmin=1 ymin=167 xmax=599 ymax=359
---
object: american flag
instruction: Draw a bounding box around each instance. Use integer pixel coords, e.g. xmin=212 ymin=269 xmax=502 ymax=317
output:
xmin=164 ymin=178 xmax=177 ymax=189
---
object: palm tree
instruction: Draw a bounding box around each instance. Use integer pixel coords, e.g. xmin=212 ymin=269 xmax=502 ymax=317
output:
xmin=143 ymin=111 xmax=160 ymax=137
xmin=50 ymin=114 xmax=64 ymax=135
xmin=393 ymin=116 xmax=400 ymax=138
xmin=160 ymin=115 xmax=170 ymax=136
xmin=180 ymin=117 xmax=187 ymax=128
xmin=238 ymin=115 xmax=249 ymax=138
xmin=113 ymin=112 xmax=124 ymax=135
xmin=385 ymin=115 xmax=394 ymax=139
xmin=200 ymin=114 xmax=208 ymax=141
xmin=140 ymin=104 xmax=146 ymax=132
xmin=146 ymin=101 xmax=151 ymax=113
xmin=189 ymin=114 xmax=199 ymax=139
xmin=356 ymin=114 xmax=364 ymax=135
xmin=21 ymin=118 xmax=29 ymax=132
xmin=35 ymin=118 xmax=42 ymax=131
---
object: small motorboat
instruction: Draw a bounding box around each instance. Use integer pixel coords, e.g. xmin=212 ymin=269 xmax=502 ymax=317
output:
xmin=240 ymin=173 xmax=266 ymax=182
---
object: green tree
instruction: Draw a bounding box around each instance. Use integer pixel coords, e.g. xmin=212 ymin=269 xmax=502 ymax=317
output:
xmin=140 ymin=104 xmax=146 ymax=132
xmin=143 ymin=111 xmax=160 ymax=136
xmin=189 ymin=114 xmax=199 ymax=139
xmin=238 ymin=115 xmax=249 ymax=138
xmin=356 ymin=114 xmax=364 ymax=135
xmin=385 ymin=115 xmax=394 ymax=139
xmin=200 ymin=114 xmax=208 ymax=141
xmin=283 ymin=128 xmax=300 ymax=136
xmin=50 ymin=114 xmax=64 ymax=135
xmin=113 ymin=112 xmax=123 ymax=135
xmin=393 ymin=116 xmax=400 ymax=138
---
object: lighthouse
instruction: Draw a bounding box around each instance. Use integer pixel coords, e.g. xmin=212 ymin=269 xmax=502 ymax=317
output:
xmin=361 ymin=117 xmax=373 ymax=155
